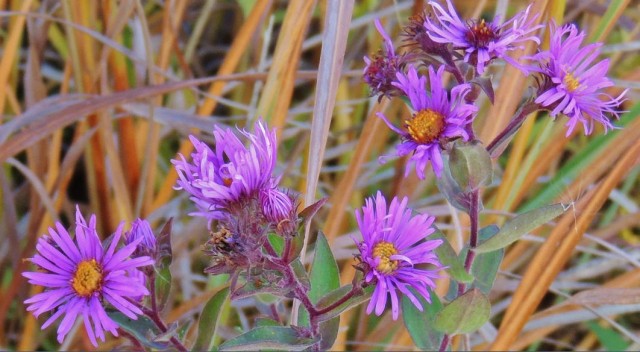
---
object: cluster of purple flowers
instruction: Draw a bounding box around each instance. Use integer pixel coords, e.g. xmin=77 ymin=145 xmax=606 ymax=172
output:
xmin=365 ymin=0 xmax=626 ymax=178
xmin=171 ymin=119 xmax=299 ymax=283
xmin=23 ymin=1 xmax=629 ymax=348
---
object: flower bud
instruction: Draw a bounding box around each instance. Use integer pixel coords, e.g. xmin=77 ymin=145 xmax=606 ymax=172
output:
xmin=126 ymin=219 xmax=157 ymax=257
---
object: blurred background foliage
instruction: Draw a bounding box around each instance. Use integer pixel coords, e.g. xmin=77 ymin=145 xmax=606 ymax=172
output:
xmin=0 ymin=0 xmax=638 ymax=350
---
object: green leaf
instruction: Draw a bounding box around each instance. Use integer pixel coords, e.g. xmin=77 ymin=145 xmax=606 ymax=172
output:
xmin=586 ymin=321 xmax=629 ymax=351
xmin=255 ymin=317 xmax=280 ymax=327
xmin=449 ymin=140 xmax=493 ymax=191
xmin=308 ymin=232 xmax=340 ymax=302
xmin=318 ymin=317 xmax=340 ymax=350
xmin=436 ymin=155 xmax=471 ymax=212
xmin=434 ymin=288 xmax=491 ymax=335
xmin=154 ymin=219 xmax=174 ymax=311
xmin=471 ymin=227 xmax=504 ymax=295
xmin=290 ymin=198 xmax=327 ymax=261
xmin=290 ymin=258 xmax=310 ymax=290
xmin=298 ymin=198 xmax=327 ymax=230
xmin=107 ymin=311 xmax=167 ymax=349
xmin=470 ymin=76 xmax=494 ymax=104
xmin=300 ymin=232 xmax=340 ymax=349
xmin=432 ymin=230 xmax=474 ymax=283
xmin=402 ymin=288 xmax=444 ymax=350
xmin=267 ymin=233 xmax=285 ymax=255
xmin=192 ymin=287 xmax=230 ymax=351
xmin=218 ymin=326 xmax=316 ymax=351
xmin=315 ymin=284 xmax=375 ymax=323
xmin=154 ymin=266 xmax=172 ymax=311
xmin=156 ymin=218 xmax=173 ymax=268
xmin=237 ymin=0 xmax=258 ymax=18
xmin=475 ymin=203 xmax=565 ymax=253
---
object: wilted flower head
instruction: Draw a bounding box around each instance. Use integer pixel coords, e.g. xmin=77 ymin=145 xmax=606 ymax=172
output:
xmin=378 ymin=65 xmax=477 ymax=178
xmin=530 ymin=23 xmax=627 ymax=136
xmin=355 ymin=192 xmax=443 ymax=320
xmin=402 ymin=12 xmax=449 ymax=55
xmin=364 ymin=19 xmax=410 ymax=99
xmin=23 ymin=207 xmax=154 ymax=347
xmin=425 ymin=0 xmax=541 ymax=74
xmin=172 ymin=119 xmax=277 ymax=220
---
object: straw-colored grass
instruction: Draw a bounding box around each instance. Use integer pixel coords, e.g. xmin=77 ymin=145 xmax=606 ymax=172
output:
xmin=0 ymin=0 xmax=638 ymax=350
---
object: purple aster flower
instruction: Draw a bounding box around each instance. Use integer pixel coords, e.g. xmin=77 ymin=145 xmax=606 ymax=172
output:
xmin=363 ymin=19 xmax=409 ymax=99
xmin=23 ymin=207 xmax=154 ymax=347
xmin=529 ymin=23 xmax=627 ymax=136
xmin=172 ymin=119 xmax=277 ymax=220
xmin=377 ymin=65 xmax=477 ymax=178
xmin=425 ymin=0 xmax=541 ymax=74
xmin=355 ymin=192 xmax=443 ymax=320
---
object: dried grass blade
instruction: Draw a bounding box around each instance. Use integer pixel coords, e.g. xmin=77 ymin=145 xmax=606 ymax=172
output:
xmin=324 ymin=100 xmax=389 ymax=243
xmin=294 ymin=0 xmax=354 ymax=324
xmin=0 ymin=0 xmax=33 ymax=122
xmin=491 ymin=137 xmax=640 ymax=349
xmin=152 ymin=0 xmax=273 ymax=210
xmin=256 ymin=0 xmax=316 ymax=134
xmin=0 ymin=77 xmax=224 ymax=162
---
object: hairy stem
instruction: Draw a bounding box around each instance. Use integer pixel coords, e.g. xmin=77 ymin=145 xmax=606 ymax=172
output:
xmin=144 ymin=273 xmax=188 ymax=352
xmin=440 ymin=50 xmax=465 ymax=84
xmin=439 ymin=333 xmax=450 ymax=352
xmin=314 ymin=284 xmax=363 ymax=316
xmin=457 ymin=190 xmax=480 ymax=296
xmin=118 ymin=328 xmax=144 ymax=350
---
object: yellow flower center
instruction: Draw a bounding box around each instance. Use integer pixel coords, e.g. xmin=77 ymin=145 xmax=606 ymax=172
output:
xmin=222 ymin=178 xmax=233 ymax=187
xmin=405 ymin=109 xmax=445 ymax=144
xmin=563 ymin=72 xmax=580 ymax=92
xmin=372 ymin=241 xmax=399 ymax=274
xmin=72 ymin=259 xmax=103 ymax=297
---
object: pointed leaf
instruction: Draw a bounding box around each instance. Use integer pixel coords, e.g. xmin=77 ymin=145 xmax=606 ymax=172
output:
xmin=434 ymin=288 xmax=491 ymax=335
xmin=107 ymin=311 xmax=168 ymax=350
xmin=432 ymin=230 xmax=474 ymax=283
xmin=256 ymin=317 xmax=280 ymax=327
xmin=156 ymin=218 xmax=173 ymax=268
xmin=290 ymin=258 xmax=310 ymax=290
xmin=475 ymin=204 xmax=565 ymax=253
xmin=308 ymin=232 xmax=340 ymax=302
xmin=402 ymin=288 xmax=444 ymax=350
xmin=470 ymin=76 xmax=495 ymax=104
xmin=154 ymin=266 xmax=172 ymax=312
xmin=436 ymin=156 xmax=471 ymax=212
xmin=268 ymin=233 xmax=285 ymax=256
xmin=469 ymin=225 xmax=503 ymax=295
xmin=153 ymin=219 xmax=173 ymax=311
xmin=449 ymin=141 xmax=493 ymax=191
xmin=318 ymin=316 xmax=340 ymax=350
xmin=219 ymin=326 xmax=315 ymax=351
xmin=306 ymin=232 xmax=340 ymax=349
xmin=192 ymin=287 xmax=230 ymax=351
xmin=299 ymin=198 xmax=327 ymax=229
